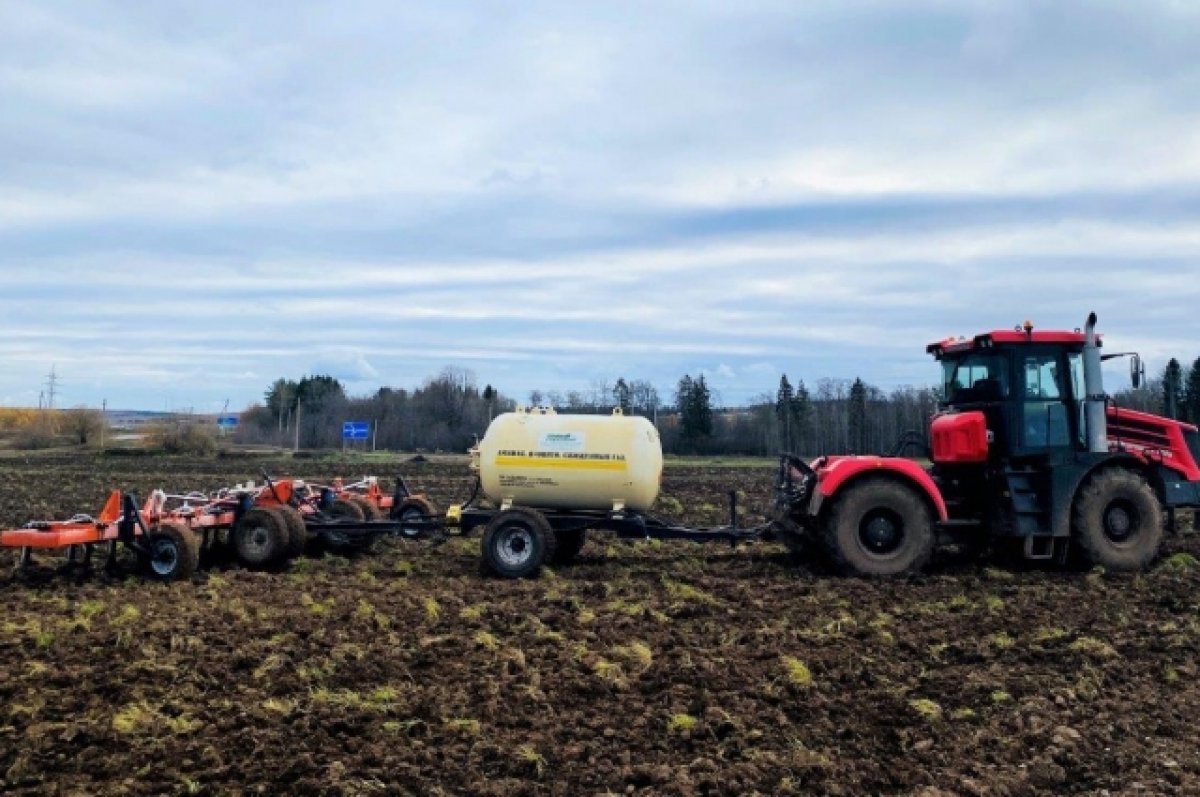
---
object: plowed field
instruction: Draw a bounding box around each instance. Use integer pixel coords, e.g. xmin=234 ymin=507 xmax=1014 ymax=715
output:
xmin=2 ymin=454 xmax=1199 ymax=795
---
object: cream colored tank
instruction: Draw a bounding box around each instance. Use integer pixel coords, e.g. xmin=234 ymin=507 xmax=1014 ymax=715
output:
xmin=472 ymin=407 xmax=663 ymax=512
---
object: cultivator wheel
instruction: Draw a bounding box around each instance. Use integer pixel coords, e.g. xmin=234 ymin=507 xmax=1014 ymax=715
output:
xmin=232 ymin=508 xmax=289 ymax=568
xmin=349 ymin=496 xmax=383 ymax=521
xmin=329 ymin=498 xmax=365 ymax=522
xmin=551 ymin=529 xmax=587 ymax=565
xmin=481 ymin=508 xmax=555 ymax=579
xmin=395 ymin=496 xmax=438 ymax=540
xmin=140 ymin=522 xmax=201 ymax=582
xmin=275 ymin=505 xmax=309 ymax=559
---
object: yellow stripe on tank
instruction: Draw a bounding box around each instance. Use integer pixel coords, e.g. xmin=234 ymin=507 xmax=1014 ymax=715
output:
xmin=495 ymin=456 xmax=629 ymax=471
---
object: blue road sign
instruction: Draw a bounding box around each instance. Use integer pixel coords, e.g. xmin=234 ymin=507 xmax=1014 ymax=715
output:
xmin=343 ymin=421 xmax=370 ymax=440
xmin=217 ymin=415 xmax=239 ymax=429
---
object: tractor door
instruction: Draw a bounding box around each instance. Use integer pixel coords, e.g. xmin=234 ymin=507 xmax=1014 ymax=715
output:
xmin=1018 ymin=350 xmax=1080 ymax=452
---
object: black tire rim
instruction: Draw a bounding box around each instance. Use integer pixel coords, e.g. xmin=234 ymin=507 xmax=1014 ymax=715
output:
xmin=400 ymin=507 xmax=423 ymax=538
xmin=858 ymin=508 xmax=906 ymax=558
xmin=1103 ymin=498 xmax=1140 ymax=545
xmin=241 ymin=524 xmax=272 ymax=558
xmin=150 ymin=537 xmax=179 ymax=577
xmin=495 ymin=523 xmax=535 ymax=568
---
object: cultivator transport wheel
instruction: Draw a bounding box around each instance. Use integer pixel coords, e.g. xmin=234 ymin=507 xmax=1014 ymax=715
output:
xmin=395 ymin=496 xmax=439 ymax=540
xmin=329 ymin=498 xmax=365 ymax=522
xmin=349 ymin=497 xmax=383 ymax=521
xmin=232 ymin=508 xmax=290 ymax=568
xmin=1073 ymin=469 xmax=1164 ymax=572
xmin=481 ymin=508 xmax=555 ymax=579
xmin=551 ymin=529 xmax=587 ymax=565
xmin=824 ymin=478 xmax=934 ymax=577
xmin=274 ymin=505 xmax=309 ymax=559
xmin=141 ymin=522 xmax=201 ymax=582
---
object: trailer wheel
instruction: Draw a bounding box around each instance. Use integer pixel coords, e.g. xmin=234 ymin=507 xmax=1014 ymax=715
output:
xmin=233 ymin=508 xmax=289 ymax=567
xmin=551 ymin=529 xmax=587 ymax=565
xmin=1073 ymin=469 xmax=1163 ymax=571
xmin=329 ymin=498 xmax=365 ymax=521
xmin=275 ymin=505 xmax=309 ymax=559
xmin=482 ymin=508 xmax=554 ymax=579
xmin=396 ymin=497 xmax=438 ymax=540
xmin=141 ymin=522 xmax=201 ymax=582
xmin=350 ymin=496 xmax=383 ymax=521
xmin=824 ymin=479 xmax=934 ymax=577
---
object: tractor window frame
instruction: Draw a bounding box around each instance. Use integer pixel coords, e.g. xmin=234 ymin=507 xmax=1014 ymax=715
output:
xmin=1019 ymin=351 xmax=1073 ymax=450
xmin=942 ymin=352 xmax=1010 ymax=406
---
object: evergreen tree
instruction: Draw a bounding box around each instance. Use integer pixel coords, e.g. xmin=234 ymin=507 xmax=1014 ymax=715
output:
xmin=676 ymin=374 xmax=713 ymax=450
xmin=1163 ymin=359 xmax=1185 ymax=419
xmin=613 ymin=378 xmax=632 ymax=413
xmin=793 ymin=380 xmax=814 ymax=455
xmin=775 ymin=375 xmax=795 ymax=451
xmin=848 ymin=377 xmax=869 ymax=454
xmin=1185 ymin=358 xmax=1200 ymax=425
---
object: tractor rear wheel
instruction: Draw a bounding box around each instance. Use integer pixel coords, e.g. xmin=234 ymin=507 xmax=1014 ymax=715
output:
xmin=551 ymin=529 xmax=587 ymax=565
xmin=395 ymin=496 xmax=438 ymax=540
xmin=141 ymin=522 xmax=201 ymax=582
xmin=275 ymin=505 xmax=308 ymax=559
xmin=233 ymin=508 xmax=289 ymax=567
xmin=824 ymin=479 xmax=934 ymax=577
xmin=481 ymin=508 xmax=554 ymax=579
xmin=1073 ymin=469 xmax=1163 ymax=571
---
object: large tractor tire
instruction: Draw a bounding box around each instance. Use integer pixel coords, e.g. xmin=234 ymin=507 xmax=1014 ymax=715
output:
xmin=395 ymin=496 xmax=438 ymax=540
xmin=1073 ymin=469 xmax=1163 ymax=571
xmin=275 ymin=505 xmax=309 ymax=559
xmin=481 ymin=508 xmax=556 ymax=579
xmin=551 ymin=529 xmax=587 ymax=566
xmin=141 ymin=522 xmax=201 ymax=582
xmin=823 ymin=479 xmax=934 ymax=577
xmin=233 ymin=508 xmax=290 ymax=568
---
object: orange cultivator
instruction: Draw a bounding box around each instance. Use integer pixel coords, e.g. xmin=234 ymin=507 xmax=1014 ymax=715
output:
xmin=1 ymin=491 xmax=201 ymax=581
xmin=332 ymin=475 xmax=440 ymax=539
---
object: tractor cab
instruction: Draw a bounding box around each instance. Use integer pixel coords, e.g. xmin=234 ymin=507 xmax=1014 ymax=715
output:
xmin=927 ymin=324 xmax=1091 ymax=462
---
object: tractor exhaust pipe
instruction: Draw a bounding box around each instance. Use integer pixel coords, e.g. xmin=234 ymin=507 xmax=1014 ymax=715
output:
xmin=1083 ymin=312 xmax=1108 ymax=453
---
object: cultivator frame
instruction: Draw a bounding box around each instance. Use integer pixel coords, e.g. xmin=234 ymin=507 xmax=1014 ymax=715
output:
xmin=1 ymin=491 xmax=203 ymax=581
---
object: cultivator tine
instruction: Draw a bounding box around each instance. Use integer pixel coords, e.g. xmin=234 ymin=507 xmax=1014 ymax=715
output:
xmin=17 ymin=546 xmax=32 ymax=570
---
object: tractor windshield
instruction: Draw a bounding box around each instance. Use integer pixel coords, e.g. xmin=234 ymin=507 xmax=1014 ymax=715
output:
xmin=943 ymin=352 xmax=1009 ymax=405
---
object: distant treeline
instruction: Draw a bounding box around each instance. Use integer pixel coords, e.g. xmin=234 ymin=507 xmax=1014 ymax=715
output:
xmin=236 ymin=357 xmax=1200 ymax=457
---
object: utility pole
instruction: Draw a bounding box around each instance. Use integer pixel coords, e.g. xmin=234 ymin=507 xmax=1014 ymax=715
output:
xmin=372 ymin=420 xmax=378 ymax=452
xmin=46 ymin=366 xmax=58 ymax=410
xmin=100 ymin=399 xmax=107 ymax=450
xmin=293 ymin=399 xmax=301 ymax=452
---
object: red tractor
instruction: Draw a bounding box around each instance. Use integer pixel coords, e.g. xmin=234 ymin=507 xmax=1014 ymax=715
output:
xmin=775 ymin=313 xmax=1200 ymax=575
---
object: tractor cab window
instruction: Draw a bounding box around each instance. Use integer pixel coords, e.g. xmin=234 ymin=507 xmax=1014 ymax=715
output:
xmin=943 ymin=353 xmax=1008 ymax=405
xmin=1022 ymin=354 xmax=1070 ymax=449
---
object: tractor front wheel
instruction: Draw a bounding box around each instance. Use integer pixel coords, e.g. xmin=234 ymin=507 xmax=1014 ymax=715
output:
xmin=141 ymin=522 xmax=201 ymax=582
xmin=824 ymin=479 xmax=934 ymax=577
xmin=481 ymin=508 xmax=555 ymax=579
xmin=1073 ymin=469 xmax=1163 ymax=571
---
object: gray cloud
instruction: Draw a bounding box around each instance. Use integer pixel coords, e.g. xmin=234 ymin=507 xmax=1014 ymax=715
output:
xmin=1 ymin=0 xmax=1199 ymax=410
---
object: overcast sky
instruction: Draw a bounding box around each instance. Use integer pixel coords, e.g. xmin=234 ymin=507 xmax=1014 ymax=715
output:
xmin=2 ymin=0 xmax=1199 ymax=411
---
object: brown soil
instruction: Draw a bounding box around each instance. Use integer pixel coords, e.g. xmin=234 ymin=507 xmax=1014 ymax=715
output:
xmin=1 ymin=455 xmax=1199 ymax=795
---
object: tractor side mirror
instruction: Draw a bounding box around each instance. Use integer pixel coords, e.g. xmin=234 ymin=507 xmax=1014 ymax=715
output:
xmin=1131 ymin=354 xmax=1145 ymax=389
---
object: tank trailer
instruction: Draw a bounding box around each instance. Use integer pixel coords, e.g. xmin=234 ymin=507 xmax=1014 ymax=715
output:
xmin=419 ymin=313 xmax=1200 ymax=579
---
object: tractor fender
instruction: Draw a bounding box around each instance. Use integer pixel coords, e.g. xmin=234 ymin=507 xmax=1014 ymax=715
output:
xmin=812 ymin=456 xmax=949 ymax=522
xmin=1051 ymin=453 xmax=1155 ymax=538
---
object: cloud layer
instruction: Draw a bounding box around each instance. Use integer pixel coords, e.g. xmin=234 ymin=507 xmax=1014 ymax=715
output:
xmin=2 ymin=0 xmax=1199 ymax=410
